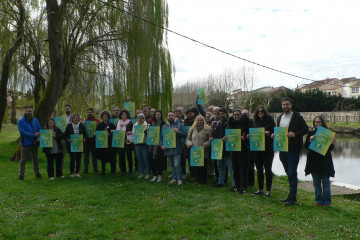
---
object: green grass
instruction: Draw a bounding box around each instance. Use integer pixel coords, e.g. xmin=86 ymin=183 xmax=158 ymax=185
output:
xmin=306 ymin=121 xmax=360 ymax=129
xmin=0 ymin=124 xmax=359 ymax=239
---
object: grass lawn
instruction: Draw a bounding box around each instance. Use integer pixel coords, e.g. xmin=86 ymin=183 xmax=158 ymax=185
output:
xmin=0 ymin=124 xmax=359 ymax=239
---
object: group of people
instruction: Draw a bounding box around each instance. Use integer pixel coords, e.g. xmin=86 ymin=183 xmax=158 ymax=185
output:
xmin=17 ymin=97 xmax=335 ymax=207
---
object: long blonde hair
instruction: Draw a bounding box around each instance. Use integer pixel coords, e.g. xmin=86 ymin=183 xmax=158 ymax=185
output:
xmin=190 ymin=115 xmax=211 ymax=130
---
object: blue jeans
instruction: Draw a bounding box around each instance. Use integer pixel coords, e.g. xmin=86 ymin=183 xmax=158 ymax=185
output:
xmin=312 ymin=173 xmax=331 ymax=205
xmin=134 ymin=145 xmax=150 ymax=175
xmin=217 ymin=155 xmax=235 ymax=186
xmin=168 ymin=154 xmax=182 ymax=180
xmin=279 ymin=151 xmax=300 ymax=197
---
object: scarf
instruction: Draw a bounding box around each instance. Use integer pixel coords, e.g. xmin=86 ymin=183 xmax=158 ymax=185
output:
xmin=118 ymin=119 xmax=130 ymax=131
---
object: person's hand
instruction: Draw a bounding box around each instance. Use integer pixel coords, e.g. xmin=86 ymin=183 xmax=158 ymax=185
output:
xmin=173 ymin=128 xmax=179 ymax=133
xmin=222 ymin=136 xmax=227 ymax=142
xmin=188 ymin=144 xmax=193 ymax=149
xmin=161 ymin=146 xmax=166 ymax=150
xmin=265 ymin=131 xmax=270 ymax=136
xmin=330 ymin=138 xmax=335 ymax=143
xmin=145 ymin=127 xmax=149 ymax=131
xmin=36 ymin=138 xmax=40 ymax=142
xmin=107 ymin=133 xmax=110 ymax=136
xmin=271 ymin=133 xmax=274 ymax=139
xmin=93 ymin=132 xmax=96 ymax=136
xmin=209 ymin=137 xmax=213 ymax=142
xmin=68 ymin=139 xmax=71 ymax=143
xmin=310 ymin=135 xmax=315 ymax=142
xmin=241 ymin=136 xmax=245 ymax=141
xmin=35 ymin=132 xmax=40 ymax=137
xmin=111 ymin=130 xmax=115 ymax=133
xmin=83 ymin=139 xmax=86 ymax=142
xmin=288 ymin=132 xmax=295 ymax=138
xmin=246 ymin=134 xmax=250 ymax=139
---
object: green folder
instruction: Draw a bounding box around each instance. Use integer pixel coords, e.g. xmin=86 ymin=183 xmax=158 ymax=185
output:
xmin=112 ymin=130 xmax=126 ymax=148
xmin=197 ymin=88 xmax=208 ymax=104
xmin=96 ymin=130 xmax=108 ymax=148
xmin=225 ymin=129 xmax=241 ymax=151
xmin=71 ymin=134 xmax=83 ymax=152
xmin=162 ymin=128 xmax=176 ymax=148
xmin=274 ymin=127 xmax=288 ymax=152
xmin=249 ymin=128 xmax=265 ymax=151
xmin=124 ymin=102 xmax=135 ymax=118
xmin=109 ymin=118 xmax=119 ymax=126
xmin=40 ymin=129 xmax=53 ymax=148
xmin=134 ymin=125 xmax=146 ymax=143
xmin=55 ymin=116 xmax=67 ymax=132
xmin=147 ymin=126 xmax=160 ymax=145
xmin=211 ymin=139 xmax=223 ymax=160
xmin=85 ymin=121 xmax=96 ymax=138
xmin=309 ymin=126 xmax=336 ymax=156
xmin=190 ymin=146 xmax=204 ymax=166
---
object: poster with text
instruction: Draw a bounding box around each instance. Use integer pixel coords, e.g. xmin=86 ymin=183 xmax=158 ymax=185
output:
xmin=250 ymin=128 xmax=265 ymax=151
xmin=134 ymin=125 xmax=146 ymax=143
xmin=197 ymin=88 xmax=208 ymax=105
xmin=225 ymin=129 xmax=241 ymax=151
xmin=190 ymin=146 xmax=204 ymax=167
xmin=55 ymin=116 xmax=67 ymax=132
xmin=124 ymin=102 xmax=135 ymax=118
xmin=162 ymin=128 xmax=176 ymax=148
xmin=274 ymin=127 xmax=288 ymax=152
xmin=211 ymin=139 xmax=223 ymax=160
xmin=85 ymin=121 xmax=96 ymax=138
xmin=147 ymin=126 xmax=160 ymax=145
xmin=96 ymin=130 xmax=108 ymax=148
xmin=40 ymin=129 xmax=53 ymax=148
xmin=112 ymin=130 xmax=126 ymax=148
xmin=309 ymin=126 xmax=336 ymax=156
xmin=71 ymin=134 xmax=83 ymax=152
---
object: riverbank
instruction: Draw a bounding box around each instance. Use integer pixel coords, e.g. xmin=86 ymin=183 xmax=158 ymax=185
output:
xmin=306 ymin=122 xmax=360 ymax=134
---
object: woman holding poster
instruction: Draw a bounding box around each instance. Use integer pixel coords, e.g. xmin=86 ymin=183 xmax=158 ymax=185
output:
xmin=304 ymin=116 xmax=335 ymax=207
xmin=116 ymin=109 xmax=134 ymax=175
xmin=42 ymin=119 xmax=64 ymax=179
xmin=64 ymin=114 xmax=86 ymax=177
xmin=132 ymin=113 xmax=150 ymax=179
xmin=96 ymin=111 xmax=116 ymax=175
xmin=251 ymin=106 xmax=276 ymax=198
xmin=186 ymin=115 xmax=212 ymax=185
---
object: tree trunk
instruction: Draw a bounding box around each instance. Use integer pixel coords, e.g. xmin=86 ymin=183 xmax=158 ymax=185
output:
xmin=0 ymin=0 xmax=24 ymax=132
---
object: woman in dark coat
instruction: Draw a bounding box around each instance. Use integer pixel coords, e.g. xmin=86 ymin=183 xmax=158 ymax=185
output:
xmin=96 ymin=110 xmax=116 ymax=175
xmin=227 ymin=109 xmax=249 ymax=194
xmin=42 ymin=119 xmax=64 ymax=179
xmin=251 ymin=106 xmax=276 ymax=198
xmin=116 ymin=109 xmax=134 ymax=175
xmin=304 ymin=116 xmax=335 ymax=207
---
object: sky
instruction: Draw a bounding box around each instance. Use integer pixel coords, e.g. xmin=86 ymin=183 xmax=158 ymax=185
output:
xmin=167 ymin=0 xmax=360 ymax=90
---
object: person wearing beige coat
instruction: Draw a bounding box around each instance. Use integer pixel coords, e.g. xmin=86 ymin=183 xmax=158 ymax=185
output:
xmin=186 ymin=115 xmax=212 ymax=184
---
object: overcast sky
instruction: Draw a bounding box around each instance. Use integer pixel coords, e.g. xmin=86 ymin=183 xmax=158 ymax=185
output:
xmin=167 ymin=0 xmax=360 ymax=90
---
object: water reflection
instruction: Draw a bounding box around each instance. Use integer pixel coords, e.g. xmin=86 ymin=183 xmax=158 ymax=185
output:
xmin=272 ymin=134 xmax=360 ymax=187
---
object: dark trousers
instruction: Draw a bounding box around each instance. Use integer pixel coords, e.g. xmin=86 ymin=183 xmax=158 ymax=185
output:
xmin=181 ymin=152 xmax=186 ymax=175
xmin=185 ymin=148 xmax=196 ymax=178
xmin=194 ymin=158 xmax=208 ymax=184
xmin=70 ymin=152 xmax=82 ymax=174
xmin=280 ymin=151 xmax=300 ymax=197
xmin=248 ymin=152 xmax=255 ymax=187
xmin=45 ymin=152 xmax=63 ymax=178
xmin=84 ymin=143 xmax=97 ymax=172
xmin=119 ymin=148 xmax=133 ymax=173
xmin=101 ymin=155 xmax=116 ymax=175
xmin=134 ymin=150 xmax=139 ymax=172
xmin=214 ymin=160 xmax=228 ymax=184
xmin=150 ymin=150 xmax=165 ymax=176
xmin=253 ymin=150 xmax=274 ymax=191
xmin=231 ymin=151 xmax=248 ymax=190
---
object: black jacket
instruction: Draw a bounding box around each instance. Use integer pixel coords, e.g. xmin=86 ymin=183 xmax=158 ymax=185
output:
xmin=253 ymin=115 xmax=276 ymax=151
xmin=276 ymin=112 xmax=308 ymax=151
xmin=304 ymin=130 xmax=335 ymax=177
xmin=42 ymin=127 xmax=64 ymax=154
xmin=64 ymin=122 xmax=87 ymax=152
xmin=96 ymin=121 xmax=116 ymax=160
xmin=227 ymin=116 xmax=249 ymax=151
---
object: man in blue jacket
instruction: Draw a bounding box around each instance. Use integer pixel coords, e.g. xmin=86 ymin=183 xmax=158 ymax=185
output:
xmin=18 ymin=106 xmax=42 ymax=180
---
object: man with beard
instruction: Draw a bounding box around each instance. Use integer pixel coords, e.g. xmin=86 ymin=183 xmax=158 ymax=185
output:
xmin=175 ymin=107 xmax=186 ymax=179
xmin=83 ymin=108 xmax=100 ymax=173
xmin=112 ymin=106 xmax=121 ymax=119
xmin=61 ymin=104 xmax=72 ymax=174
xmin=18 ymin=106 xmax=42 ymax=180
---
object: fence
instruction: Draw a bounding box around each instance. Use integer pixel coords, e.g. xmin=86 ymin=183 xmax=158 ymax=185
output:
xmin=270 ymin=111 xmax=360 ymax=123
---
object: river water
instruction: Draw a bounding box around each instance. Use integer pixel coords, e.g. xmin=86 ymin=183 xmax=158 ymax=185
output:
xmin=271 ymin=134 xmax=360 ymax=187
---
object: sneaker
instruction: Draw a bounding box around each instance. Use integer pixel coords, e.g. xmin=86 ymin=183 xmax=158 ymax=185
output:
xmin=182 ymin=174 xmax=186 ymax=180
xmin=145 ymin=174 xmax=150 ymax=179
xmin=49 ymin=177 xmax=55 ymax=180
xmin=71 ymin=174 xmax=75 ymax=178
xmin=157 ymin=176 xmax=163 ymax=182
xmin=75 ymin=173 xmax=81 ymax=178
xmin=138 ymin=174 xmax=144 ymax=179
xmin=252 ymin=190 xmax=264 ymax=196
xmin=284 ymin=196 xmax=297 ymax=206
xmin=36 ymin=174 xmax=42 ymax=179
xmin=151 ymin=176 xmax=158 ymax=182
xmin=169 ymin=179 xmax=177 ymax=184
xmin=60 ymin=175 xmax=65 ymax=178
xmin=230 ymin=186 xmax=237 ymax=192
xmin=19 ymin=176 xmax=24 ymax=181
xmin=178 ymin=180 xmax=183 ymax=185
xmin=264 ymin=191 xmax=271 ymax=198
xmin=168 ymin=174 xmax=172 ymax=178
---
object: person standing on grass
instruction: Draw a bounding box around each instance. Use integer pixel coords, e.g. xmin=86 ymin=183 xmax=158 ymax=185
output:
xmin=275 ymin=97 xmax=308 ymax=206
xmin=186 ymin=115 xmax=212 ymax=185
xmin=241 ymin=109 xmax=255 ymax=188
xmin=226 ymin=109 xmax=249 ymax=194
xmin=116 ymin=109 xmax=134 ymax=175
xmin=305 ymin=116 xmax=335 ymax=207
xmin=18 ymin=106 xmax=42 ymax=181
xmin=184 ymin=107 xmax=198 ymax=181
xmin=96 ymin=111 xmax=116 ymax=176
xmin=132 ymin=113 xmax=150 ymax=179
xmin=83 ymin=108 xmax=100 ymax=174
xmin=210 ymin=108 xmax=236 ymax=191
xmin=65 ymin=114 xmax=86 ymax=178
xmin=60 ymin=104 xmax=72 ymax=175
xmin=175 ymin=107 xmax=185 ymax=179
xmin=162 ymin=111 xmax=187 ymax=185
xmin=251 ymin=106 xmax=276 ymax=198
xmin=42 ymin=119 xmax=64 ymax=180
xmin=149 ymin=110 xmax=166 ymax=183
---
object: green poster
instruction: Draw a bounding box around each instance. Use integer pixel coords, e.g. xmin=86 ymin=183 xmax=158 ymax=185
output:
xmin=85 ymin=121 xmax=96 ymax=138
xmin=109 ymin=118 xmax=119 ymax=126
xmin=274 ymin=127 xmax=288 ymax=152
xmin=190 ymin=146 xmax=204 ymax=167
xmin=40 ymin=129 xmax=53 ymax=148
xmin=71 ymin=134 xmax=83 ymax=152
xmin=211 ymin=139 xmax=223 ymax=160
xmin=309 ymin=126 xmax=336 ymax=156
xmin=147 ymin=126 xmax=160 ymax=145
xmin=134 ymin=125 xmax=146 ymax=143
xmin=112 ymin=130 xmax=125 ymax=148
xmin=249 ymin=128 xmax=265 ymax=151
xmin=225 ymin=129 xmax=241 ymax=151
xmin=197 ymin=88 xmax=208 ymax=104
xmin=162 ymin=128 xmax=176 ymax=148
xmin=96 ymin=130 xmax=108 ymax=148
xmin=130 ymin=118 xmax=137 ymax=124
xmin=184 ymin=126 xmax=191 ymax=134
xmin=124 ymin=102 xmax=135 ymax=118
xmin=55 ymin=116 xmax=67 ymax=132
